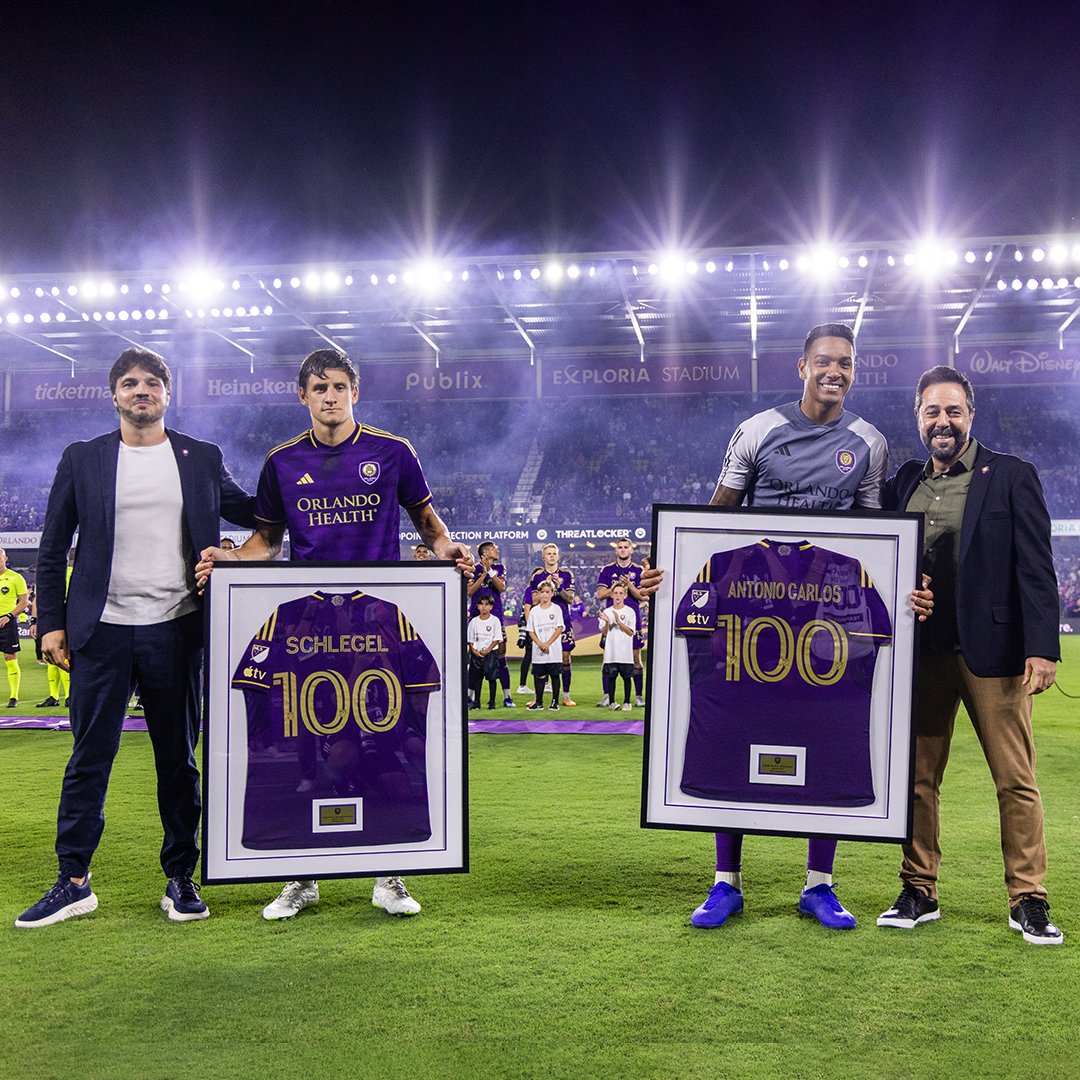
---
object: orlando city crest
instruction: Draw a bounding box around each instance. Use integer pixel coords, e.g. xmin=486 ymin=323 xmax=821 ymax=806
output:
xmin=835 ymin=449 xmax=856 ymax=475
xmin=359 ymin=461 xmax=381 ymax=485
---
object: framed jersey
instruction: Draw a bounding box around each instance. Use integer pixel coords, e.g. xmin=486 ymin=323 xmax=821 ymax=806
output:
xmin=202 ymin=561 xmax=467 ymax=883
xmin=642 ymin=504 xmax=922 ymax=842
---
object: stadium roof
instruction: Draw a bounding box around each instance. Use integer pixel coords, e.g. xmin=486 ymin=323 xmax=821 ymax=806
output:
xmin=3 ymin=235 xmax=1080 ymax=371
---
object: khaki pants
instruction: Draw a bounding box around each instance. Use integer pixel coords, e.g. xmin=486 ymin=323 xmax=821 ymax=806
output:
xmin=901 ymin=650 xmax=1048 ymax=903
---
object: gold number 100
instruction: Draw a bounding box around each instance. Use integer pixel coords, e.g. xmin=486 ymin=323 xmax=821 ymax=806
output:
xmin=272 ymin=668 xmax=404 ymax=737
xmin=717 ymin=615 xmax=848 ymax=686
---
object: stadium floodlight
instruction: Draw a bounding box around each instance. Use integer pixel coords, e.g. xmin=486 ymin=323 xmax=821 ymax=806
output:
xmin=100 ymin=281 xmax=116 ymax=297
xmin=685 ymin=259 xmax=699 ymax=274
xmin=965 ymin=250 xmax=977 ymax=263
xmin=705 ymin=260 xmax=716 ymax=273
xmin=130 ymin=310 xmax=141 ymax=321
xmin=1049 ymin=243 xmax=1067 ymax=265
xmin=1026 ymin=278 xmax=1038 ymax=290
xmin=40 ymin=312 xmax=51 ymax=322
xmin=67 ymin=284 xmax=78 ymax=296
xmin=289 ymin=275 xmax=301 ymax=288
xmin=345 ymin=274 xmax=354 ymax=286
xmin=838 ymin=255 xmax=849 ymax=269
xmin=1011 ymin=278 xmax=1022 ymax=290
xmin=223 ymin=307 xmax=233 ymax=318
xmin=403 ymin=269 xmax=417 ymax=286
xmin=196 ymin=308 xmax=206 ymax=318
xmin=886 ymin=254 xmax=896 ymax=267
xmin=795 ymin=255 xmax=809 ymax=272
xmin=567 ymin=264 xmax=580 ymax=280
xmin=1074 ymin=276 xmax=1080 ymax=288
xmin=9 ymin=286 xmax=19 ymax=298
xmin=263 ymin=305 xmax=273 ymax=315
xmin=161 ymin=283 xmax=171 ymax=295
xmin=143 ymin=283 xmax=153 ymax=294
xmin=1058 ymin=276 xmax=1069 ymax=288
xmin=159 ymin=308 xmax=169 ymax=319
xmin=903 ymin=251 xmax=916 ymax=267
xmin=512 ymin=268 xmax=522 ymax=280
xmin=996 ymin=278 xmax=1007 ymax=290
xmin=1032 ymin=248 xmax=1046 ymax=263
xmin=778 ymin=258 xmax=789 ymax=271
xmin=387 ymin=273 xmax=397 ymax=285
xmin=725 ymin=260 xmax=734 ymax=272
xmin=588 ymin=264 xmax=597 ymax=277
xmin=323 ymin=270 xmax=341 ymax=291
xmin=1041 ymin=277 xmax=1054 ymax=289
xmin=442 ymin=269 xmax=455 ymax=283
xmin=460 ymin=269 xmax=470 ymax=282
xmin=92 ymin=311 xmax=102 ymax=320
xmin=530 ymin=267 xmax=541 ymax=280
xmin=56 ymin=312 xmax=66 ymax=322
xmin=105 ymin=311 xmax=115 ymax=321
xmin=117 ymin=310 xmax=129 ymax=320
xmin=34 ymin=287 xmax=44 ymax=297
xmin=120 ymin=284 xmax=130 ymax=295
xmin=5 ymin=312 xmax=18 ymax=325
xmin=1014 ymin=249 xmax=1024 ymax=261
xmin=857 ymin=254 xmax=869 ymax=268
xmin=22 ymin=312 xmax=33 ymax=323
xmin=79 ymin=281 xmax=98 ymax=299
xmin=145 ymin=309 xmax=156 ymax=319
xmin=304 ymin=271 xmax=321 ymax=291
xmin=545 ymin=263 xmax=563 ymax=283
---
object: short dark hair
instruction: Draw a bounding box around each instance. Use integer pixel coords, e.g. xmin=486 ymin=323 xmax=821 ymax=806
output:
xmin=915 ymin=366 xmax=974 ymax=412
xmin=476 ymin=591 xmax=495 ymax=605
xmin=803 ymin=323 xmax=855 ymax=357
xmin=478 ymin=541 xmax=497 ymax=558
xmin=297 ymin=348 xmax=359 ymax=392
xmin=109 ymin=347 xmax=171 ymax=394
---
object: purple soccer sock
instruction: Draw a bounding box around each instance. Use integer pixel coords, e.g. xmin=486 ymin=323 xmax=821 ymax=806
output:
xmin=499 ymin=659 xmax=511 ymax=690
xmin=561 ymin=666 xmax=572 ymax=693
xmin=633 ymin=668 xmax=643 ymax=695
xmin=807 ymin=838 xmax=838 ymax=875
xmin=714 ymin=832 xmax=743 ymax=873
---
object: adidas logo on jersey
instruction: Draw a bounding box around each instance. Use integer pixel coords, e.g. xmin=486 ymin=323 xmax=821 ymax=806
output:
xmin=773 ymin=445 xmax=792 ymax=456
xmin=296 ymin=473 xmax=315 ymax=485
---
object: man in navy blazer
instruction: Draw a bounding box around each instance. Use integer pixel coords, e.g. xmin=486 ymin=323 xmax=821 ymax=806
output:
xmin=16 ymin=347 xmax=254 ymax=928
xmin=876 ymin=365 xmax=1063 ymax=945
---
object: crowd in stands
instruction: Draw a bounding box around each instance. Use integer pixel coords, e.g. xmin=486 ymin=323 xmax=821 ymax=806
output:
xmin=2 ymin=384 xmax=1078 ymax=612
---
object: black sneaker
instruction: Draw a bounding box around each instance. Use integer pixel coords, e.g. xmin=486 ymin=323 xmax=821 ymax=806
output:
xmin=1009 ymin=895 xmax=1063 ymax=945
xmin=36 ymin=697 xmax=60 ymax=708
xmin=160 ymin=875 xmax=210 ymax=922
xmin=15 ymin=873 xmax=98 ymax=928
xmin=876 ymin=884 xmax=940 ymax=929
xmin=6 ymin=698 xmax=17 ymax=708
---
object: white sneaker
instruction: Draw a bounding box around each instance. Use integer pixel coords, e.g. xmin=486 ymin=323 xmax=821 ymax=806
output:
xmin=372 ymin=876 xmax=421 ymax=916
xmin=609 ymin=702 xmax=621 ymax=711
xmin=635 ymin=696 xmax=645 ymax=707
xmin=596 ymin=696 xmax=610 ymax=707
xmin=262 ymin=880 xmax=319 ymax=920
xmin=622 ymin=702 xmax=633 ymax=711
xmin=515 ymin=685 xmax=531 ymax=695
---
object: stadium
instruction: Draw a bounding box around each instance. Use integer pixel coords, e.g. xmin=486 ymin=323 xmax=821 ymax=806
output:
xmin=5 ymin=5 xmax=1080 ymax=1078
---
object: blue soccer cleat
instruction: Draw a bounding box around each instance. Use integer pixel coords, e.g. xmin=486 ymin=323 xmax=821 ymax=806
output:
xmin=691 ymin=881 xmax=744 ymax=928
xmin=799 ymin=883 xmax=856 ymax=929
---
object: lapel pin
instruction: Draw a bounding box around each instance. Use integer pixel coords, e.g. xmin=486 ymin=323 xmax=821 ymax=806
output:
xmin=182 ymin=448 xmax=189 ymax=456
xmin=981 ymin=465 xmax=989 ymax=473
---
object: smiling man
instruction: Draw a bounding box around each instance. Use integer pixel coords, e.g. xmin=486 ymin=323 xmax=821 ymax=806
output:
xmin=197 ymin=347 xmax=472 ymax=923
xmin=692 ymin=322 xmax=888 ymax=932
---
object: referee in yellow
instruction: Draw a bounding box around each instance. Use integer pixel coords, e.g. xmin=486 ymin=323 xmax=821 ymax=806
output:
xmin=0 ymin=548 xmax=30 ymax=707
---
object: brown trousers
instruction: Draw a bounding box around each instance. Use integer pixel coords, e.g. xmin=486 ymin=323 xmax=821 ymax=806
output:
xmin=901 ymin=650 xmax=1048 ymax=903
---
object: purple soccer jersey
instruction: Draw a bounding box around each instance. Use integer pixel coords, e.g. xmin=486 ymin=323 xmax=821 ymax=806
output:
xmin=254 ymin=424 xmax=432 ymax=562
xmin=527 ymin=564 xmax=576 ymax=651
xmin=674 ymin=540 xmax=892 ymax=806
xmin=468 ymin=562 xmax=508 ymax=620
xmin=232 ymin=590 xmax=440 ymax=849
xmin=596 ymin=560 xmax=645 ymax=645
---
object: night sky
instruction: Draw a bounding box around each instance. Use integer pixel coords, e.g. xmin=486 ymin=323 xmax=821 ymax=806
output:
xmin=3 ymin=1 xmax=1080 ymax=271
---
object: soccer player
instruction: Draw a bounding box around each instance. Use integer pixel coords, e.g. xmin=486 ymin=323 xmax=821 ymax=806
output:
xmin=467 ymin=593 xmax=503 ymax=709
xmin=467 ymin=541 xmax=514 ymax=707
xmin=197 ymin=348 xmax=472 ymax=921
xmin=595 ymin=537 xmax=646 ymax=706
xmin=0 ymin=548 xmax=29 ymax=707
xmin=525 ymin=581 xmax=564 ymax=710
xmin=597 ymin=582 xmax=636 ymax=710
xmin=413 ymin=544 xmax=432 ymax=560
xmin=691 ymin=322 xmax=888 ymax=932
xmin=525 ymin=543 xmax=577 ymax=706
xmin=16 ymin=347 xmax=255 ymax=928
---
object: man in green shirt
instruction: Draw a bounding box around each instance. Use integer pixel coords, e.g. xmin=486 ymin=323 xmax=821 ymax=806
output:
xmin=877 ymin=366 xmax=1063 ymax=945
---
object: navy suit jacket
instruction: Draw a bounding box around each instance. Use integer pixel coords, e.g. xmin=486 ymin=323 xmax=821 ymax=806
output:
xmin=884 ymin=442 xmax=1060 ymax=677
xmin=37 ymin=428 xmax=255 ymax=651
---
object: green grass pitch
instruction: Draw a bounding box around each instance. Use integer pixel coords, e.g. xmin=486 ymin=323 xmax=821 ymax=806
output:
xmin=3 ymin=644 xmax=1080 ymax=1079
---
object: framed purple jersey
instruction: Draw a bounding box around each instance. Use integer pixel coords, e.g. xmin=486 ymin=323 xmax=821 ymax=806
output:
xmin=255 ymin=423 xmax=432 ymax=562
xmin=643 ymin=504 xmax=922 ymax=842
xmin=202 ymin=561 xmax=467 ymax=883
xmin=232 ymin=590 xmax=439 ymax=850
xmin=675 ymin=540 xmax=892 ymax=806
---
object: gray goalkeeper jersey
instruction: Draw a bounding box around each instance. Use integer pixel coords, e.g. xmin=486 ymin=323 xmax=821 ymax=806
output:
xmin=717 ymin=400 xmax=887 ymax=511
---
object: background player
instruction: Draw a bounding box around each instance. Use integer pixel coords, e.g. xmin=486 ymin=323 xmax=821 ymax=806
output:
xmin=693 ymin=322 xmax=887 ymax=932
xmin=198 ymin=347 xmax=472 ymax=922
xmin=525 ymin=581 xmax=564 ymax=710
xmin=467 ymin=541 xmax=514 ymax=707
xmin=597 ymin=582 xmax=636 ymax=710
xmin=525 ymin=543 xmax=577 ymax=706
xmin=0 ymin=548 xmax=29 ymax=707
xmin=595 ymin=537 xmax=646 ymax=706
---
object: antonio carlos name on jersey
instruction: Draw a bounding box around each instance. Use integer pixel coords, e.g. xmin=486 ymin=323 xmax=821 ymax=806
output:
xmin=295 ymin=492 xmax=382 ymax=527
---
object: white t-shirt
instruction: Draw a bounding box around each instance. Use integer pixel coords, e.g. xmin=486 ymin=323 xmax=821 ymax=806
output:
xmin=599 ymin=605 xmax=636 ymax=665
xmin=102 ymin=439 xmax=197 ymax=625
xmin=467 ymin=613 xmax=503 ymax=655
xmin=527 ymin=603 xmax=565 ymax=664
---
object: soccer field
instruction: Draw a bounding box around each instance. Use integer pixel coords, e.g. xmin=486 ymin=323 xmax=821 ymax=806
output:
xmin=3 ymin=645 xmax=1080 ymax=1079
